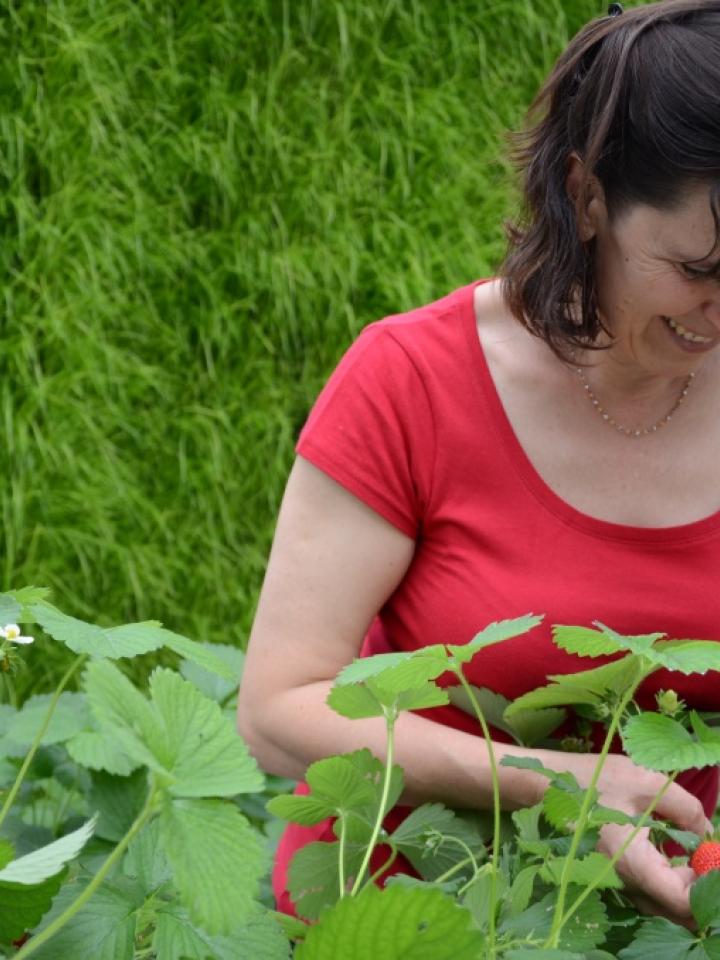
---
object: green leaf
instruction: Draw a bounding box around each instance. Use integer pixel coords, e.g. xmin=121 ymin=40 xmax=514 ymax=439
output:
xmin=512 ymin=803 xmax=543 ymax=841
xmin=31 ymin=602 xmax=164 ymax=658
xmin=390 ymin=804 xmax=486 ymax=883
xmin=29 ymin=876 xmax=143 ymax=960
xmin=546 ymin=655 xmax=642 ymax=696
xmin=153 ymin=903 xmax=292 ymax=960
xmin=360 ymin=647 xmax=450 ymax=692
xmin=691 ymin=870 xmax=720 ymax=930
xmin=0 ymin=817 xmax=96 ymax=884
xmin=505 ymin=683 xmax=601 ymax=717
xmin=592 ymin=623 xmax=666 ymax=658
xmin=335 ymin=651 xmax=430 ymax=686
xmin=691 ymin=711 xmax=720 ymax=746
xmin=84 ymin=659 xmax=168 ymax=773
xmin=180 ymin=643 xmax=244 ymax=702
xmin=306 ymin=755 xmax=377 ymax=809
xmin=448 ymin=615 xmax=544 ymax=664
xmin=266 ymin=794 xmax=334 ymax=826
xmin=0 ymin=873 xmax=64 ymax=943
xmin=460 ymin=864 xmax=506 ymax=932
xmin=506 ymin=951 xmax=583 ymax=959
xmin=552 ymin=625 xmax=625 ymax=657
xmin=89 ymin=769 xmax=149 ymax=843
xmin=652 ymin=640 xmax=720 ymax=676
xmin=66 ymin=731 xmax=140 ymax=776
xmin=0 ymin=594 xmax=21 ymax=626
xmin=699 ymin=935 xmax=720 ymax=960
xmin=500 ymin=888 xmax=609 ymax=952
xmin=0 ymin=841 xmax=12 ymax=870
xmin=617 ymin=917 xmax=697 ymax=959
xmin=396 ymin=683 xmax=450 ymax=712
xmin=294 ymin=884 xmax=485 ymax=960
xmin=543 ymin=786 xmax=582 ymax=831
xmin=623 ymin=713 xmax=720 ymax=771
xmin=447 ymin=685 xmax=564 ymax=746
xmin=141 ymin=625 xmax=238 ymax=681
xmin=287 ymin=839 xmax=365 ymax=920
xmin=122 ymin=819 xmax=172 ymax=894
xmin=327 ymin=683 xmax=384 ymax=719
xmin=540 ymin=852 xmax=623 ymax=889
xmin=7 ymin=693 xmax=91 ymax=746
xmin=149 ymin=667 xmax=264 ymax=796
xmin=504 ymin=865 xmax=540 ymax=918
xmin=159 ymin=797 xmax=267 ymax=935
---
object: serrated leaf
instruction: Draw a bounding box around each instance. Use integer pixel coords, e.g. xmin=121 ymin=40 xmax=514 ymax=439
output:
xmin=287 ymin=838 xmax=365 ymax=920
xmin=540 ymin=852 xmax=623 ymax=889
xmin=512 ymin=803 xmax=543 ymax=841
xmin=266 ymin=793 xmax=335 ymax=826
xmin=153 ymin=903 xmax=292 ymax=960
xmin=546 ymin=655 xmax=641 ymax=696
xmin=623 ymin=713 xmax=720 ymax=771
xmin=448 ymin=615 xmax=543 ymax=664
xmin=327 ymin=683 xmax=384 ymax=719
xmin=616 ymin=916 xmax=696 ymax=959
xmin=447 ymin=685 xmax=564 ymax=746
xmin=29 ymin=876 xmax=143 ymax=960
xmin=504 ymin=865 xmax=540 ymax=918
xmin=149 ymin=668 xmax=264 ymax=796
xmin=7 ymin=693 xmax=91 ymax=746
xmin=361 ymin=647 xmax=450 ymax=692
xmin=691 ymin=711 xmax=720 ymax=746
xmin=306 ymin=756 xmax=377 ymax=810
xmin=390 ymin=804 xmax=486 ymax=882
xmin=691 ymin=870 xmax=720 ymax=930
xmin=294 ymin=884 xmax=485 ymax=960
xmin=649 ymin=640 xmax=720 ymax=675
xmin=30 ymin=602 xmax=164 ymax=658
xmin=0 ymin=594 xmax=21 ymax=626
xmin=543 ymin=786 xmax=582 ymax=831
xmin=84 ymin=659 xmax=168 ymax=773
xmin=499 ymin=756 xmax=580 ymax=793
xmin=66 ymin=731 xmax=140 ymax=776
xmin=335 ymin=651 xmax=424 ymax=686
xmin=460 ymin=864 xmax=506 ymax=932
xmin=139 ymin=625 xmax=238 ymax=681
xmin=0 ymin=817 xmax=96 ymax=884
xmin=505 ymin=683 xmax=601 ymax=717
xmin=0 ymin=872 xmax=65 ymax=942
xmin=552 ymin=625 xmax=625 ymax=657
xmin=160 ymin=797 xmax=266 ymax=935
xmin=500 ymin=888 xmax=609 ymax=952
xmin=180 ymin=643 xmax=244 ymax=702
xmin=396 ymin=683 xmax=450 ymax=712
xmin=123 ymin=819 xmax=172 ymax=894
xmin=90 ymin=769 xmax=149 ymax=843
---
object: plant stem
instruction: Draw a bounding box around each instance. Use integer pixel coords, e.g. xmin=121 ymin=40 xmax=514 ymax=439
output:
xmin=350 ymin=709 xmax=396 ymax=896
xmin=558 ymin=773 xmax=677 ymax=929
xmin=545 ymin=675 xmax=645 ymax=949
xmin=455 ymin=670 xmax=502 ymax=957
xmin=366 ymin=843 xmax=398 ymax=887
xmin=15 ymin=782 xmax=158 ymax=959
xmin=434 ymin=854 xmax=477 ymax=886
xmin=0 ymin=654 xmax=85 ymax=831
xmin=337 ymin=813 xmax=347 ymax=898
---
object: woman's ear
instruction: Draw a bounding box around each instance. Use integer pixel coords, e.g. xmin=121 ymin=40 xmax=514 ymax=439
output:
xmin=565 ymin=152 xmax=606 ymax=242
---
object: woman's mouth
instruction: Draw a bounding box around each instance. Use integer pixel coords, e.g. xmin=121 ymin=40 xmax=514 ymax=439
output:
xmin=661 ymin=315 xmax=717 ymax=352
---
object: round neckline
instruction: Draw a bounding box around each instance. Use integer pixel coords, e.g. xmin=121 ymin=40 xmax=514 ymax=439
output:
xmin=460 ymin=278 xmax=720 ymax=545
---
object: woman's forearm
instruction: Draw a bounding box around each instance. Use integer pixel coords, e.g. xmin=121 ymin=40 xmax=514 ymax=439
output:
xmin=240 ymin=680 xmax=559 ymax=811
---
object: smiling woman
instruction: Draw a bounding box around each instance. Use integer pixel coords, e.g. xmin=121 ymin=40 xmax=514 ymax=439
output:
xmin=238 ymin=0 xmax=720 ymax=931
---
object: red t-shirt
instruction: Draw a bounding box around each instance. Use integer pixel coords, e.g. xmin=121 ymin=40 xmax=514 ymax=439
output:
xmin=273 ymin=279 xmax=720 ymax=915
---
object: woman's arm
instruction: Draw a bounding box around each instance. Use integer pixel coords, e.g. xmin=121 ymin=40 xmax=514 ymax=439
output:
xmin=237 ymin=455 xmax=709 ymax=921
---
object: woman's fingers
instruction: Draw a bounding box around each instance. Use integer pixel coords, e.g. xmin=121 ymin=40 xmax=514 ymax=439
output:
xmin=654 ymin=782 xmax=708 ymax=836
xmin=601 ymin=823 xmax=694 ymax=919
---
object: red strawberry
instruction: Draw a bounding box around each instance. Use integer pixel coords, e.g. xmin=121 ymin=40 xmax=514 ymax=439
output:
xmin=691 ymin=840 xmax=720 ymax=876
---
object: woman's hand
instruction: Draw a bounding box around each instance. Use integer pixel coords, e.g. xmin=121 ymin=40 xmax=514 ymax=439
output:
xmin=534 ymin=750 xmax=711 ymax=924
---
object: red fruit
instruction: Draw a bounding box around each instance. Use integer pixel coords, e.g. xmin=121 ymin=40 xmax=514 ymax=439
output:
xmin=691 ymin=841 xmax=720 ymax=876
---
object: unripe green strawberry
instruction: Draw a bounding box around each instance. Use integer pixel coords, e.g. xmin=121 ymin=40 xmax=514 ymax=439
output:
xmin=691 ymin=840 xmax=720 ymax=876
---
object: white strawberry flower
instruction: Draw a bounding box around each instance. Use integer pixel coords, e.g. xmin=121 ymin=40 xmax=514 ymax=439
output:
xmin=0 ymin=624 xmax=34 ymax=645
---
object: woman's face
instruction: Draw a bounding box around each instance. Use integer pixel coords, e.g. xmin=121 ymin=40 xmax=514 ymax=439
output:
xmin=587 ymin=182 xmax=720 ymax=379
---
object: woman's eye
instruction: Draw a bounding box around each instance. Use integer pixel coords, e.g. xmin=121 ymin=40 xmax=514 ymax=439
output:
xmin=680 ymin=264 xmax=713 ymax=281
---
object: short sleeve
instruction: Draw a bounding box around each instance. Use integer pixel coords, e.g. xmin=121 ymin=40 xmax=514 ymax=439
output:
xmin=296 ymin=324 xmax=435 ymax=538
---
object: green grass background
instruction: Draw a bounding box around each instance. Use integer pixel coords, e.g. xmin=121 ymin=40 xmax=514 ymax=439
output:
xmin=2 ymin=0 xmax=627 ymax=686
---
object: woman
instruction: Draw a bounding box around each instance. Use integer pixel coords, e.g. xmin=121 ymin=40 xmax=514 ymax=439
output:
xmin=238 ymin=0 xmax=720 ymax=926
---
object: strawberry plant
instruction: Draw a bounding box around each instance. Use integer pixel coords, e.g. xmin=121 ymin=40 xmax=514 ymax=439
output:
xmin=4 ymin=590 xmax=720 ymax=958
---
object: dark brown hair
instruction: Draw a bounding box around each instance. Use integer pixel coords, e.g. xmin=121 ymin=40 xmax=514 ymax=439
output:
xmin=501 ymin=0 xmax=720 ymax=362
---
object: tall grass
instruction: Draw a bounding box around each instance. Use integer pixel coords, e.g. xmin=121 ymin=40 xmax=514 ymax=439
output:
xmin=1 ymin=0 xmax=615 ymax=691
